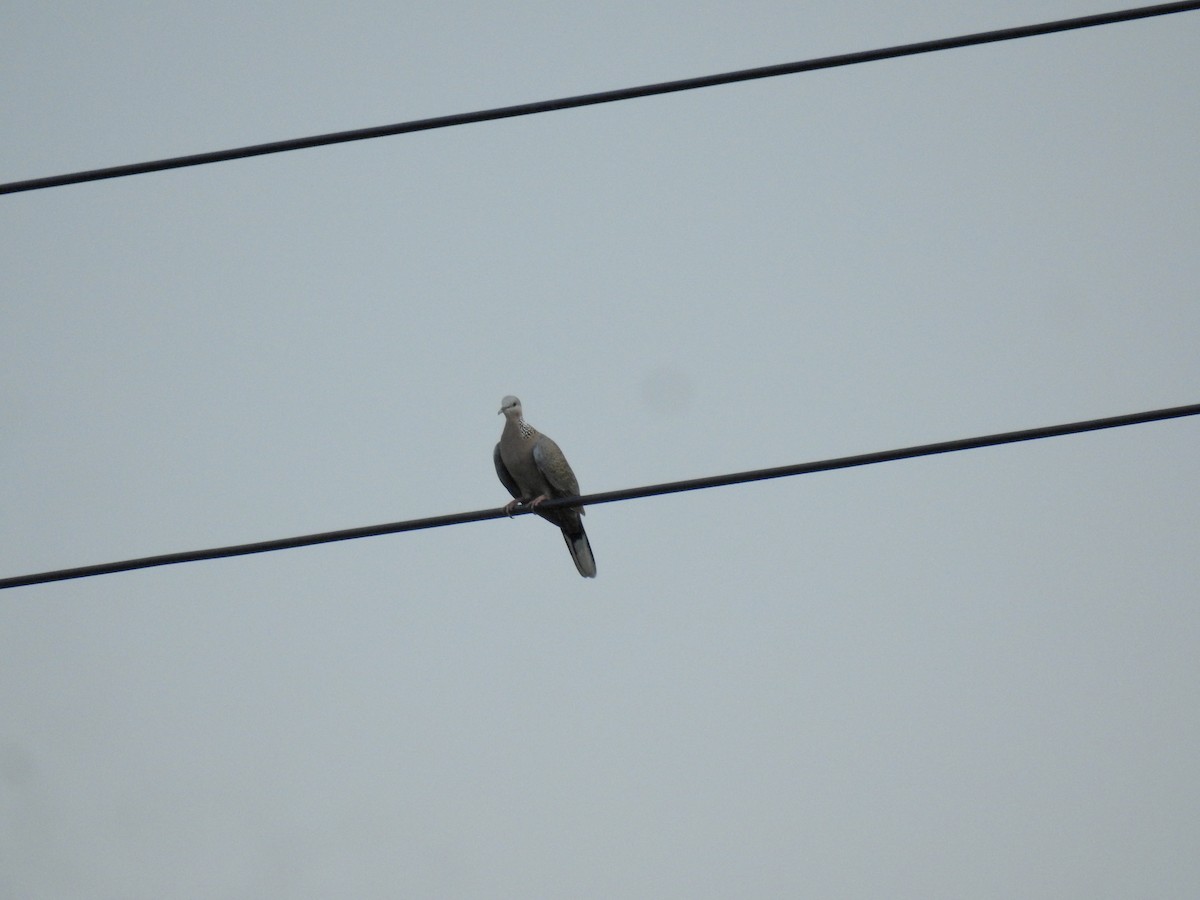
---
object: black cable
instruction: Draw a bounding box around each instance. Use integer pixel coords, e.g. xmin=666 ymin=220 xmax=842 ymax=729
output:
xmin=2 ymin=402 xmax=1196 ymax=590
xmin=3 ymin=1 xmax=1198 ymax=195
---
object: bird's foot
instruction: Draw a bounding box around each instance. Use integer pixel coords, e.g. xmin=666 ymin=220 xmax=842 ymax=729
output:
xmin=503 ymin=499 xmax=521 ymax=517
xmin=529 ymin=494 xmax=549 ymax=509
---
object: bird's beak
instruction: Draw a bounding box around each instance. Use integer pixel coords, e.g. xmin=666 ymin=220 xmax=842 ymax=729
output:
xmin=497 ymin=408 xmax=504 ymax=415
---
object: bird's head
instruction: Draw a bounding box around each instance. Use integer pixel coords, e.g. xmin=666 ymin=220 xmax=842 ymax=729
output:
xmin=498 ymin=395 xmax=522 ymax=419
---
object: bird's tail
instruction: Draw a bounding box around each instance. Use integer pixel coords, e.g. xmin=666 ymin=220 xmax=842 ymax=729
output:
xmin=562 ymin=526 xmax=597 ymax=578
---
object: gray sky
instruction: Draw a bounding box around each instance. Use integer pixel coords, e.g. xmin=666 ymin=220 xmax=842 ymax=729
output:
xmin=3 ymin=2 xmax=1199 ymax=897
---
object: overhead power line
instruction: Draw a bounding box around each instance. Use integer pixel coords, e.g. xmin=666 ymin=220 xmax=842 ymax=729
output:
xmin=2 ymin=402 xmax=1196 ymax=590
xmin=3 ymin=1 xmax=1198 ymax=195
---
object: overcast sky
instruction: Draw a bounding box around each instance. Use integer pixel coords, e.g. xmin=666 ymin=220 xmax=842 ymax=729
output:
xmin=2 ymin=2 xmax=1198 ymax=897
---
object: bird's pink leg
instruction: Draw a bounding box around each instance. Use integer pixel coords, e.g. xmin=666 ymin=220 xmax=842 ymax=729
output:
xmin=529 ymin=494 xmax=549 ymax=509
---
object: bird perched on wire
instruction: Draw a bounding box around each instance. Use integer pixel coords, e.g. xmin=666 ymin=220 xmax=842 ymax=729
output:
xmin=494 ymin=395 xmax=596 ymax=578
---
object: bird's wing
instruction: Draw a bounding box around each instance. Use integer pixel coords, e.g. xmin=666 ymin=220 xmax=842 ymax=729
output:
xmin=532 ymin=436 xmax=581 ymax=499
xmin=493 ymin=442 xmax=523 ymax=500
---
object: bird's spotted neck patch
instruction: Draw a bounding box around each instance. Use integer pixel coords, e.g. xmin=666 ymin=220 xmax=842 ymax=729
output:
xmin=518 ymin=418 xmax=535 ymax=439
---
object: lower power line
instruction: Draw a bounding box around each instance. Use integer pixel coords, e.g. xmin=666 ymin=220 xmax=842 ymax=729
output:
xmin=1 ymin=401 xmax=1196 ymax=589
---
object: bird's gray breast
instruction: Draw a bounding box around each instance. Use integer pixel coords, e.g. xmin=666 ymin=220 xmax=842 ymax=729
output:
xmin=501 ymin=435 xmax=551 ymax=496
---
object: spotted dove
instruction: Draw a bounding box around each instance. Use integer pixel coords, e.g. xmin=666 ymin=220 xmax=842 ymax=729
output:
xmin=494 ymin=395 xmax=596 ymax=578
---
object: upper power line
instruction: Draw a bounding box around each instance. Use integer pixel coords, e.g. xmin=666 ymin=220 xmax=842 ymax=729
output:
xmin=3 ymin=1 xmax=1198 ymax=195
xmin=1 ymin=402 xmax=1196 ymax=590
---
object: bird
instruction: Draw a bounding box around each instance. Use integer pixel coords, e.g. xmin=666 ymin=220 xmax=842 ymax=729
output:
xmin=494 ymin=395 xmax=596 ymax=578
